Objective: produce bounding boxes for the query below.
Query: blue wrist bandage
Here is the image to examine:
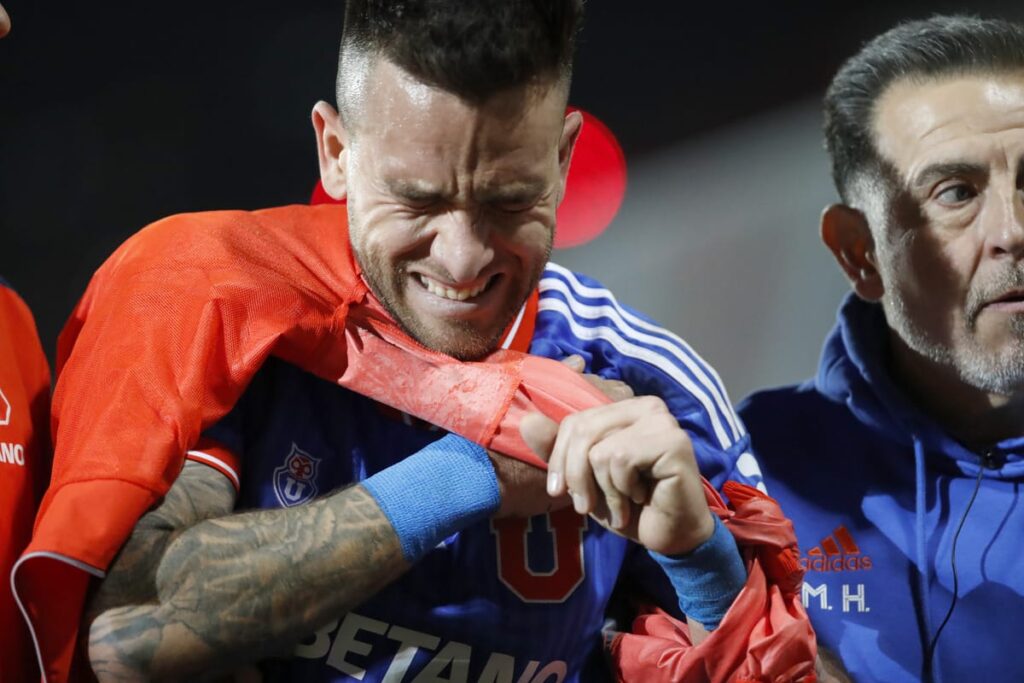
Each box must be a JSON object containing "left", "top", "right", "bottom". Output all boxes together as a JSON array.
[
  {"left": 362, "top": 433, "right": 501, "bottom": 563},
  {"left": 650, "top": 516, "right": 747, "bottom": 630}
]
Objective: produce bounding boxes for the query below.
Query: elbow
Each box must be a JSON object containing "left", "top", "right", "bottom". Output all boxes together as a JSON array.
[
  {"left": 87, "top": 606, "right": 162, "bottom": 682},
  {"left": 87, "top": 602, "right": 228, "bottom": 682}
]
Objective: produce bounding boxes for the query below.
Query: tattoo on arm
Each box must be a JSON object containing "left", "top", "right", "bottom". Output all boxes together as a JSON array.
[
  {"left": 86, "top": 462, "right": 237, "bottom": 617},
  {"left": 87, "top": 467, "right": 406, "bottom": 681}
]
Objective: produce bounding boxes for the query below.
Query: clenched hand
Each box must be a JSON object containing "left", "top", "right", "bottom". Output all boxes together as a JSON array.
[{"left": 520, "top": 394, "right": 715, "bottom": 556}]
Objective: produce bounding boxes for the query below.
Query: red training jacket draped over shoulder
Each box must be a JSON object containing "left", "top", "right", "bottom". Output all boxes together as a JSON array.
[
  {"left": 14, "top": 204, "right": 815, "bottom": 683},
  {"left": 15, "top": 204, "right": 609, "bottom": 682}
]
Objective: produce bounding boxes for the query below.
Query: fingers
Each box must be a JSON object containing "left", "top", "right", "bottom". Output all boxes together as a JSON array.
[
  {"left": 590, "top": 445, "right": 630, "bottom": 529},
  {"left": 548, "top": 397, "right": 641, "bottom": 498},
  {"left": 549, "top": 396, "right": 666, "bottom": 494},
  {"left": 488, "top": 448, "right": 558, "bottom": 519},
  {"left": 542, "top": 395, "right": 710, "bottom": 554},
  {"left": 0, "top": 4, "right": 10, "bottom": 38},
  {"left": 560, "top": 354, "right": 585, "bottom": 372},
  {"left": 560, "top": 354, "right": 633, "bottom": 402},
  {"left": 520, "top": 412, "right": 559, "bottom": 464},
  {"left": 549, "top": 396, "right": 673, "bottom": 526},
  {"left": 588, "top": 414, "right": 684, "bottom": 530},
  {"left": 602, "top": 435, "right": 650, "bottom": 505},
  {"left": 561, "top": 426, "right": 604, "bottom": 516},
  {"left": 582, "top": 374, "right": 634, "bottom": 401},
  {"left": 540, "top": 354, "right": 634, "bottom": 501}
]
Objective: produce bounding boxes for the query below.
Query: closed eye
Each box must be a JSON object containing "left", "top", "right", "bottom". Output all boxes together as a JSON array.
[
  {"left": 491, "top": 197, "right": 539, "bottom": 213},
  {"left": 397, "top": 193, "right": 443, "bottom": 211}
]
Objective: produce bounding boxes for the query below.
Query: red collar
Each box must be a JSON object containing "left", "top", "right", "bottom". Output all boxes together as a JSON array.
[{"left": 498, "top": 289, "right": 539, "bottom": 354}]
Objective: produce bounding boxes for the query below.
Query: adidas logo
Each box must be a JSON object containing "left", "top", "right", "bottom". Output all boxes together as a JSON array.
[{"left": 801, "top": 525, "right": 873, "bottom": 572}]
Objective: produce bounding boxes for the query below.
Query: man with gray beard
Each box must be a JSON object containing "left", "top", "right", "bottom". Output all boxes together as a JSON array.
[{"left": 739, "top": 15, "right": 1024, "bottom": 683}]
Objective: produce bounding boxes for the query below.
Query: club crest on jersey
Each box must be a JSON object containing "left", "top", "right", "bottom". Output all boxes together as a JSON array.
[{"left": 273, "top": 443, "right": 321, "bottom": 507}]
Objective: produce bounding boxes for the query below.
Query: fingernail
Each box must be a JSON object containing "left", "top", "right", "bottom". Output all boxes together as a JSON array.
[
  {"left": 571, "top": 492, "right": 586, "bottom": 513},
  {"left": 610, "top": 509, "right": 622, "bottom": 529},
  {"left": 547, "top": 471, "right": 562, "bottom": 496}
]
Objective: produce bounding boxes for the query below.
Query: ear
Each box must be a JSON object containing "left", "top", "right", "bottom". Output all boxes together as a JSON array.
[
  {"left": 556, "top": 109, "right": 584, "bottom": 204},
  {"left": 311, "top": 101, "right": 349, "bottom": 200},
  {"left": 820, "top": 203, "right": 884, "bottom": 301}
]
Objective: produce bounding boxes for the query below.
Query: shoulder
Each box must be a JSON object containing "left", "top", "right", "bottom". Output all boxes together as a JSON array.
[
  {"left": 537, "top": 263, "right": 710, "bottom": 364},
  {"left": 0, "top": 274, "right": 25, "bottom": 305},
  {"left": 109, "top": 204, "right": 345, "bottom": 267},
  {"left": 79, "top": 204, "right": 353, "bottom": 312},
  {"left": 537, "top": 263, "right": 744, "bottom": 452},
  {"left": 738, "top": 382, "right": 849, "bottom": 433},
  {"left": 0, "top": 276, "right": 44, "bottom": 354},
  {"left": 538, "top": 263, "right": 664, "bottom": 331},
  {"left": 738, "top": 383, "right": 817, "bottom": 428},
  {"left": 738, "top": 382, "right": 866, "bottom": 480},
  {"left": 0, "top": 276, "right": 50, "bottom": 394}
]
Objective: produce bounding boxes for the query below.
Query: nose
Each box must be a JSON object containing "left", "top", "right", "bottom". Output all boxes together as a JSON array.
[
  {"left": 983, "top": 187, "right": 1024, "bottom": 260},
  {"left": 430, "top": 208, "right": 494, "bottom": 283}
]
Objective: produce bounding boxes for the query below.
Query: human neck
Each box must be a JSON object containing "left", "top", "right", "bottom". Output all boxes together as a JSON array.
[{"left": 887, "top": 332, "right": 1024, "bottom": 449}]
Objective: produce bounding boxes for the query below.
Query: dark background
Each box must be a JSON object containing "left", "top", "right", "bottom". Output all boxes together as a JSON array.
[{"left": 2, "top": 1, "right": 1023, "bottom": 355}]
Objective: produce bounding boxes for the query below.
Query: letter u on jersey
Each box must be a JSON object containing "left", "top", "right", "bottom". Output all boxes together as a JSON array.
[{"left": 491, "top": 508, "right": 587, "bottom": 603}]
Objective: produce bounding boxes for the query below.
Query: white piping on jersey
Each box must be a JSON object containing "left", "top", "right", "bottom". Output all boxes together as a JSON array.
[
  {"left": 12, "top": 551, "right": 106, "bottom": 683},
  {"left": 187, "top": 449, "right": 241, "bottom": 489},
  {"left": 736, "top": 452, "right": 768, "bottom": 492},
  {"left": 500, "top": 299, "right": 528, "bottom": 350},
  {"left": 541, "top": 264, "right": 744, "bottom": 443},
  {"left": 537, "top": 296, "right": 737, "bottom": 450}
]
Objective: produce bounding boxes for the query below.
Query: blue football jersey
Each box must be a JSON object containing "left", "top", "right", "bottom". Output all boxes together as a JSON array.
[{"left": 200, "top": 263, "right": 762, "bottom": 682}]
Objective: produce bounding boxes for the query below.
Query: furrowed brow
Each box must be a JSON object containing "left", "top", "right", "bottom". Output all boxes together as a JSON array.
[
  {"left": 475, "top": 179, "right": 548, "bottom": 204},
  {"left": 385, "top": 178, "right": 446, "bottom": 202},
  {"left": 911, "top": 161, "right": 988, "bottom": 190}
]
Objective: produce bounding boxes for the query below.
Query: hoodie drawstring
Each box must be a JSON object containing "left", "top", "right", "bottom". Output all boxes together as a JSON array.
[{"left": 914, "top": 437, "right": 938, "bottom": 683}]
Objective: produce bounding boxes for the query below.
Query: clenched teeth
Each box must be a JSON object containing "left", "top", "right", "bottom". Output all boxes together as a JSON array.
[{"left": 419, "top": 275, "right": 488, "bottom": 301}]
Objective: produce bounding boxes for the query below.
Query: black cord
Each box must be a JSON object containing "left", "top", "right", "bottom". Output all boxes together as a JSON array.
[{"left": 923, "top": 461, "right": 986, "bottom": 679}]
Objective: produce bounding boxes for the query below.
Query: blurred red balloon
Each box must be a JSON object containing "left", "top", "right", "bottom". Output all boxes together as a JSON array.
[
  {"left": 310, "top": 108, "right": 626, "bottom": 249},
  {"left": 554, "top": 107, "right": 627, "bottom": 248}
]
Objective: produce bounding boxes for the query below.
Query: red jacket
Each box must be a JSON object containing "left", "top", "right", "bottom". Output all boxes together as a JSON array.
[
  {"left": 14, "top": 204, "right": 608, "bottom": 682},
  {"left": 0, "top": 280, "right": 51, "bottom": 683},
  {"left": 610, "top": 481, "right": 817, "bottom": 683}
]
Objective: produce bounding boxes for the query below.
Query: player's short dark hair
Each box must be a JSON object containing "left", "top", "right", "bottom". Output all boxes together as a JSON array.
[
  {"left": 337, "top": 0, "right": 585, "bottom": 118},
  {"left": 824, "top": 15, "right": 1024, "bottom": 204}
]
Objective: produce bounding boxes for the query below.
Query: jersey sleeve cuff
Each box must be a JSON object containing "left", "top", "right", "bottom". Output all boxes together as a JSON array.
[{"left": 186, "top": 438, "right": 241, "bottom": 490}]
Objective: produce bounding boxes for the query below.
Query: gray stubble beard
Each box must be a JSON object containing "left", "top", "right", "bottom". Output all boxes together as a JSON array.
[{"left": 883, "top": 268, "right": 1024, "bottom": 396}]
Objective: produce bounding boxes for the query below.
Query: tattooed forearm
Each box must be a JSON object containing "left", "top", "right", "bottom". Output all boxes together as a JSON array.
[
  {"left": 87, "top": 462, "right": 237, "bottom": 616},
  {"left": 87, "top": 474, "right": 407, "bottom": 681}
]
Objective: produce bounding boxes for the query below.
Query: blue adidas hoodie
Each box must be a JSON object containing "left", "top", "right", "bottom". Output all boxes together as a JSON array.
[{"left": 739, "top": 294, "right": 1024, "bottom": 683}]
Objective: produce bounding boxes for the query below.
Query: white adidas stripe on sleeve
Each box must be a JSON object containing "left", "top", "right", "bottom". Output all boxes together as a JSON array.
[
  {"left": 543, "top": 263, "right": 744, "bottom": 439},
  {"left": 540, "top": 264, "right": 746, "bottom": 450}
]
